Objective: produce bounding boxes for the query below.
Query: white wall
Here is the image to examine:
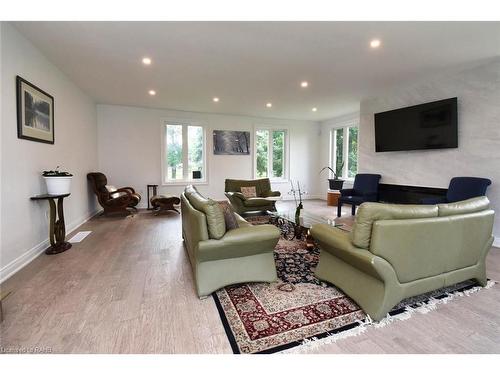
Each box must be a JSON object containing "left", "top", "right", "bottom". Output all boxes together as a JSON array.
[
  {"left": 318, "top": 112, "right": 359, "bottom": 199},
  {"left": 0, "top": 23, "right": 99, "bottom": 281},
  {"left": 97, "top": 104, "right": 321, "bottom": 204},
  {"left": 359, "top": 58, "right": 500, "bottom": 240}
]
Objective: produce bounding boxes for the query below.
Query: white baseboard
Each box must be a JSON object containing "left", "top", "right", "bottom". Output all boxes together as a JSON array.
[
  {"left": 0, "top": 209, "right": 100, "bottom": 284},
  {"left": 281, "top": 195, "right": 322, "bottom": 201}
]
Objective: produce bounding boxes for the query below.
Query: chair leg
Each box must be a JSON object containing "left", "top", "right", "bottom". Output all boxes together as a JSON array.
[
  {"left": 351, "top": 204, "right": 356, "bottom": 216},
  {"left": 337, "top": 202, "right": 342, "bottom": 217}
]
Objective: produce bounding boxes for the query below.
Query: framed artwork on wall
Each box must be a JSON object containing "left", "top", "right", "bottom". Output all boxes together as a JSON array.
[
  {"left": 16, "top": 75, "right": 55, "bottom": 144},
  {"left": 213, "top": 130, "right": 250, "bottom": 155}
]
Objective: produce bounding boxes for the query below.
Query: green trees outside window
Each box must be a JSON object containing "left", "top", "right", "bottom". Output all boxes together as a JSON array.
[
  {"left": 256, "top": 129, "right": 286, "bottom": 179},
  {"left": 256, "top": 130, "right": 269, "bottom": 178},
  {"left": 165, "top": 124, "right": 205, "bottom": 182},
  {"left": 331, "top": 126, "right": 358, "bottom": 179},
  {"left": 166, "top": 124, "right": 183, "bottom": 180},
  {"left": 348, "top": 127, "right": 358, "bottom": 178}
]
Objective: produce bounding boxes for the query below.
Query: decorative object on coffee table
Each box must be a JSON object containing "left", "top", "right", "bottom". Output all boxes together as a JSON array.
[
  {"left": 319, "top": 162, "right": 344, "bottom": 191},
  {"left": 269, "top": 208, "right": 343, "bottom": 243},
  {"left": 42, "top": 166, "right": 72, "bottom": 195},
  {"left": 146, "top": 184, "right": 158, "bottom": 210},
  {"left": 288, "top": 180, "right": 307, "bottom": 222},
  {"left": 150, "top": 195, "right": 180, "bottom": 214},
  {"left": 30, "top": 193, "right": 72, "bottom": 254},
  {"left": 16, "top": 75, "right": 55, "bottom": 144}
]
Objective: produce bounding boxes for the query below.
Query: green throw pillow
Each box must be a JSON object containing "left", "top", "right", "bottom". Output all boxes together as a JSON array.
[{"left": 186, "top": 191, "right": 226, "bottom": 239}]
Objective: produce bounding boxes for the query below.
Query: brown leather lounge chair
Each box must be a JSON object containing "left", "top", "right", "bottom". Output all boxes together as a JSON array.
[{"left": 87, "top": 172, "right": 141, "bottom": 215}]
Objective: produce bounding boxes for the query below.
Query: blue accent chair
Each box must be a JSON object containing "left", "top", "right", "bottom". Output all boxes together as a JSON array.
[
  {"left": 421, "top": 177, "right": 492, "bottom": 204},
  {"left": 337, "top": 174, "right": 382, "bottom": 217}
]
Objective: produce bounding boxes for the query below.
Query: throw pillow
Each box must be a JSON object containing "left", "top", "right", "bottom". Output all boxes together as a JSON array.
[
  {"left": 187, "top": 192, "right": 226, "bottom": 239},
  {"left": 241, "top": 186, "right": 257, "bottom": 198},
  {"left": 219, "top": 203, "right": 239, "bottom": 230}
]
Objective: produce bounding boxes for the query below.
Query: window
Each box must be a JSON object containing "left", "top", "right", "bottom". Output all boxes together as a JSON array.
[
  {"left": 330, "top": 125, "right": 358, "bottom": 179},
  {"left": 255, "top": 129, "right": 287, "bottom": 180},
  {"left": 163, "top": 122, "right": 206, "bottom": 184}
]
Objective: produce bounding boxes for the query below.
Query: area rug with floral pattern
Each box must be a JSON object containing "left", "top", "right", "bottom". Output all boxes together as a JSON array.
[{"left": 212, "top": 215, "right": 495, "bottom": 354}]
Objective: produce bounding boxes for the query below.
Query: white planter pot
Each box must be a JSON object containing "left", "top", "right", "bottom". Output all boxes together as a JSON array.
[{"left": 44, "top": 176, "right": 72, "bottom": 195}]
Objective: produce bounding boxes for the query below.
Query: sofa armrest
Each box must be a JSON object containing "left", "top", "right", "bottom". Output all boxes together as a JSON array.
[
  {"left": 311, "top": 223, "right": 390, "bottom": 280},
  {"left": 107, "top": 193, "right": 133, "bottom": 207},
  {"left": 226, "top": 191, "right": 247, "bottom": 201},
  {"left": 197, "top": 224, "right": 279, "bottom": 261},
  {"left": 262, "top": 190, "right": 281, "bottom": 198},
  {"left": 340, "top": 188, "right": 355, "bottom": 196},
  {"left": 234, "top": 213, "right": 252, "bottom": 227},
  {"left": 118, "top": 186, "right": 136, "bottom": 194}
]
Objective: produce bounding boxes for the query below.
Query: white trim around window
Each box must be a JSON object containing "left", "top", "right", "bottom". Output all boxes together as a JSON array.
[
  {"left": 161, "top": 119, "right": 208, "bottom": 186},
  {"left": 253, "top": 126, "right": 290, "bottom": 182}
]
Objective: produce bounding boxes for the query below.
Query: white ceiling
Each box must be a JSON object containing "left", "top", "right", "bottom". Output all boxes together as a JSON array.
[{"left": 13, "top": 21, "right": 500, "bottom": 121}]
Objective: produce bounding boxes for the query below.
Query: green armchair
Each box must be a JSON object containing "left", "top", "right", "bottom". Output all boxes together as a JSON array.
[
  {"left": 224, "top": 178, "right": 281, "bottom": 214},
  {"left": 181, "top": 185, "right": 279, "bottom": 297},
  {"left": 311, "top": 197, "right": 494, "bottom": 320}
]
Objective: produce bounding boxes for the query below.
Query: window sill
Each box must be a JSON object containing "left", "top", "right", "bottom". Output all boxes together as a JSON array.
[
  {"left": 269, "top": 179, "right": 290, "bottom": 184},
  {"left": 162, "top": 180, "right": 209, "bottom": 186}
]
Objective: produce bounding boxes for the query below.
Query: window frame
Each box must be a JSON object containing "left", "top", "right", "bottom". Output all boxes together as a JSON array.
[
  {"left": 161, "top": 119, "right": 208, "bottom": 186},
  {"left": 253, "top": 126, "right": 290, "bottom": 182},
  {"left": 329, "top": 121, "right": 359, "bottom": 181}
]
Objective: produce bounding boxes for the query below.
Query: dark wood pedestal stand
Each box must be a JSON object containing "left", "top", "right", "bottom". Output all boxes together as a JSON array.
[
  {"left": 146, "top": 184, "right": 158, "bottom": 210},
  {"left": 30, "top": 194, "right": 72, "bottom": 255}
]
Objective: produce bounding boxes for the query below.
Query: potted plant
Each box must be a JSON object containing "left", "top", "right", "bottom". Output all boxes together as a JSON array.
[
  {"left": 320, "top": 162, "right": 344, "bottom": 190},
  {"left": 42, "top": 166, "right": 73, "bottom": 195}
]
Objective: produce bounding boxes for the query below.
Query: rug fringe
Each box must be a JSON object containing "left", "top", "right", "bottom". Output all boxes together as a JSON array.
[{"left": 283, "top": 280, "right": 496, "bottom": 354}]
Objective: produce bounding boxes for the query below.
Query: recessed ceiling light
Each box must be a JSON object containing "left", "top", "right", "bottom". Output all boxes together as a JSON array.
[
  {"left": 148, "top": 90, "right": 156, "bottom": 96},
  {"left": 213, "top": 97, "right": 220, "bottom": 102},
  {"left": 370, "top": 39, "right": 381, "bottom": 48},
  {"left": 312, "top": 107, "right": 317, "bottom": 112},
  {"left": 266, "top": 102, "right": 272, "bottom": 108},
  {"left": 142, "top": 57, "right": 152, "bottom": 65},
  {"left": 301, "top": 81, "right": 309, "bottom": 88}
]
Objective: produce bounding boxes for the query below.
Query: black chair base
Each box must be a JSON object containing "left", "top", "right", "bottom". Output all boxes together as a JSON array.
[{"left": 337, "top": 202, "right": 357, "bottom": 217}]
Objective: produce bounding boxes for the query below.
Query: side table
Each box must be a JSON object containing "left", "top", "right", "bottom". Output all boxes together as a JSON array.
[
  {"left": 327, "top": 190, "right": 341, "bottom": 206},
  {"left": 147, "top": 184, "right": 158, "bottom": 210},
  {"left": 30, "top": 194, "right": 72, "bottom": 255}
]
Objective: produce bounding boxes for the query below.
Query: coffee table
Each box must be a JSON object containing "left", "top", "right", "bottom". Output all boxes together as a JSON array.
[{"left": 268, "top": 209, "right": 348, "bottom": 241}]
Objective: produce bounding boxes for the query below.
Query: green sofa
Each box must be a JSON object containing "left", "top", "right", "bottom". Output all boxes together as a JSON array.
[
  {"left": 310, "top": 197, "right": 495, "bottom": 321},
  {"left": 224, "top": 178, "right": 281, "bottom": 214},
  {"left": 181, "top": 185, "right": 280, "bottom": 297}
]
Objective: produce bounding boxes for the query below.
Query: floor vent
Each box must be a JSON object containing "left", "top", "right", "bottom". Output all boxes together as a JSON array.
[{"left": 69, "top": 231, "right": 92, "bottom": 243}]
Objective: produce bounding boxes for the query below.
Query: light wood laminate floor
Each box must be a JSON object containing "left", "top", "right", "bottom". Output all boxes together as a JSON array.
[{"left": 1, "top": 200, "right": 499, "bottom": 353}]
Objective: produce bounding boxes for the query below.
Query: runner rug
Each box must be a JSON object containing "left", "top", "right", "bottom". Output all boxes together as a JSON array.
[{"left": 212, "top": 215, "right": 495, "bottom": 354}]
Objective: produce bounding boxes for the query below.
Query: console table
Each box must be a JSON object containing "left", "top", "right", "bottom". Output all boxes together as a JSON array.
[{"left": 30, "top": 194, "right": 72, "bottom": 255}]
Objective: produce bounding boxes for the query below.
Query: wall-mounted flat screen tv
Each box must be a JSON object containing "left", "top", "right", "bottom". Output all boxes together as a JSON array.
[{"left": 374, "top": 97, "right": 458, "bottom": 152}]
